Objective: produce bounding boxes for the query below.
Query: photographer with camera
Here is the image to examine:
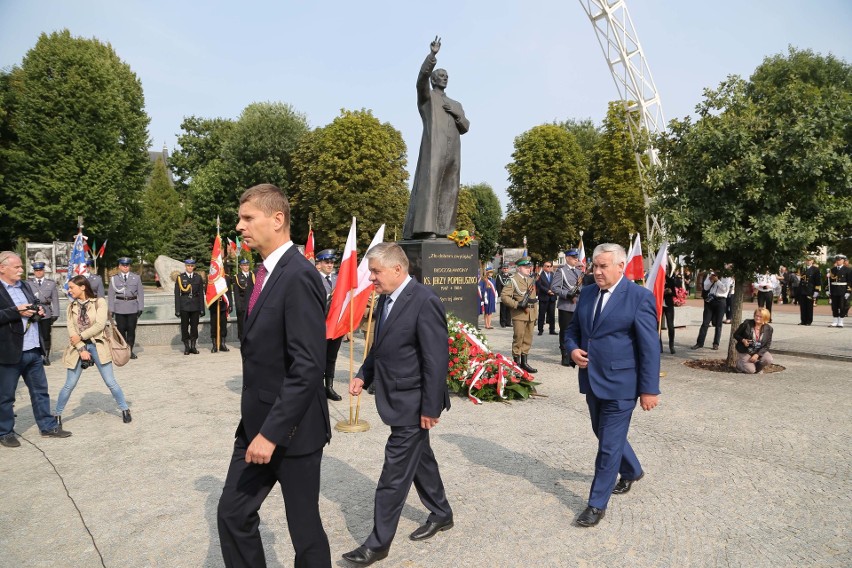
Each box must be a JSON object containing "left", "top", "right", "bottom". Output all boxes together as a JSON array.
[
  {"left": 692, "top": 269, "right": 731, "bottom": 351},
  {"left": 733, "top": 307, "right": 774, "bottom": 374},
  {"left": 499, "top": 256, "right": 539, "bottom": 373},
  {"left": 55, "top": 275, "right": 131, "bottom": 425}
]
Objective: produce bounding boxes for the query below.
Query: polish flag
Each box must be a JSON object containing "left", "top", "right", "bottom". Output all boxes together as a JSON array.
[
  {"left": 205, "top": 233, "right": 229, "bottom": 308},
  {"left": 97, "top": 239, "right": 108, "bottom": 259},
  {"left": 577, "top": 237, "right": 586, "bottom": 271},
  {"left": 305, "top": 228, "right": 315, "bottom": 261},
  {"left": 644, "top": 242, "right": 669, "bottom": 320},
  {"left": 625, "top": 234, "right": 644, "bottom": 281},
  {"left": 326, "top": 221, "right": 386, "bottom": 340}
]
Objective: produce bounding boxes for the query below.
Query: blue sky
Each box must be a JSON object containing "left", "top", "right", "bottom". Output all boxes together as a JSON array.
[{"left": 2, "top": 0, "right": 850, "bottom": 211}]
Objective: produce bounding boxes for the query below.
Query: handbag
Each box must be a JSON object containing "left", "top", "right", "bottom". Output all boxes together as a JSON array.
[{"left": 92, "top": 299, "right": 131, "bottom": 367}]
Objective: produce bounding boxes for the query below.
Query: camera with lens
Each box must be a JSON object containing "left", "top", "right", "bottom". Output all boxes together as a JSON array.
[
  {"left": 79, "top": 358, "right": 94, "bottom": 370},
  {"left": 26, "top": 304, "right": 42, "bottom": 322}
]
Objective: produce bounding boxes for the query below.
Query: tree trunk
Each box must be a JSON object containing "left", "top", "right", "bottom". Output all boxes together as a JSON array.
[{"left": 725, "top": 281, "right": 748, "bottom": 368}]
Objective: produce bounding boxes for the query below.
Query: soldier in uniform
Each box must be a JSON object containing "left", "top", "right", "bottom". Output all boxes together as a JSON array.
[
  {"left": 84, "top": 259, "right": 105, "bottom": 298},
  {"left": 108, "top": 257, "right": 145, "bottom": 359},
  {"left": 210, "top": 270, "right": 233, "bottom": 353},
  {"left": 499, "top": 256, "right": 539, "bottom": 373},
  {"left": 798, "top": 256, "right": 821, "bottom": 326},
  {"left": 552, "top": 249, "right": 583, "bottom": 366},
  {"left": 174, "top": 259, "right": 205, "bottom": 354},
  {"left": 232, "top": 258, "right": 254, "bottom": 341},
  {"left": 495, "top": 263, "right": 512, "bottom": 327},
  {"left": 27, "top": 262, "right": 59, "bottom": 366},
  {"left": 316, "top": 249, "right": 342, "bottom": 401},
  {"left": 827, "top": 254, "right": 851, "bottom": 328}
]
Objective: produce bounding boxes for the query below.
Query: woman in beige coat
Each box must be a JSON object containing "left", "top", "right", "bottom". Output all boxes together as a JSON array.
[{"left": 55, "top": 275, "right": 131, "bottom": 423}]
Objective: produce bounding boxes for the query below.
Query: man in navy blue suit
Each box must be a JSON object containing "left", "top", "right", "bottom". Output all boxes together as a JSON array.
[
  {"left": 565, "top": 243, "right": 660, "bottom": 527},
  {"left": 344, "top": 242, "right": 453, "bottom": 566}
]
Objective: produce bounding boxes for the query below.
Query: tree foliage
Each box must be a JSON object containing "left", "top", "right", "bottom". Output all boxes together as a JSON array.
[
  {"left": 0, "top": 30, "right": 150, "bottom": 250},
  {"left": 503, "top": 124, "right": 591, "bottom": 260},
  {"left": 462, "top": 182, "right": 502, "bottom": 262},
  {"left": 169, "top": 116, "right": 233, "bottom": 193},
  {"left": 455, "top": 186, "right": 477, "bottom": 235},
  {"left": 289, "top": 109, "right": 409, "bottom": 251},
  {"left": 140, "top": 157, "right": 184, "bottom": 262}
]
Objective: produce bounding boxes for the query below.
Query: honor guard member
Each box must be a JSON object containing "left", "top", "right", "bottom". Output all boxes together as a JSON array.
[
  {"left": 798, "top": 256, "right": 821, "bottom": 325},
  {"left": 84, "top": 259, "right": 105, "bottom": 298},
  {"left": 174, "top": 259, "right": 205, "bottom": 354},
  {"left": 27, "top": 262, "right": 60, "bottom": 365},
  {"left": 232, "top": 258, "right": 254, "bottom": 341},
  {"left": 210, "top": 270, "right": 233, "bottom": 353},
  {"left": 827, "top": 254, "right": 851, "bottom": 328},
  {"left": 316, "top": 248, "right": 343, "bottom": 401},
  {"left": 552, "top": 249, "right": 583, "bottom": 366},
  {"left": 495, "top": 263, "right": 513, "bottom": 327},
  {"left": 108, "top": 257, "right": 145, "bottom": 359},
  {"left": 499, "top": 256, "right": 539, "bottom": 373}
]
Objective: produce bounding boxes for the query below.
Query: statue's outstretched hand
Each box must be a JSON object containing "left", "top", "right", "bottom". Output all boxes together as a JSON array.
[{"left": 430, "top": 36, "right": 441, "bottom": 54}]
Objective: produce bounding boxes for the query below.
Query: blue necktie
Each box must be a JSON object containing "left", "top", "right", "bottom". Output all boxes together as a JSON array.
[{"left": 593, "top": 289, "right": 608, "bottom": 325}]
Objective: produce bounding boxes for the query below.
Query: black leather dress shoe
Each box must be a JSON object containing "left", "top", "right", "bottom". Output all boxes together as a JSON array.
[
  {"left": 537, "top": 329, "right": 544, "bottom": 336},
  {"left": 691, "top": 344, "right": 702, "bottom": 350},
  {"left": 409, "top": 518, "right": 454, "bottom": 541},
  {"left": 219, "top": 344, "right": 229, "bottom": 352},
  {"left": 342, "top": 545, "right": 388, "bottom": 566},
  {"left": 130, "top": 352, "right": 138, "bottom": 359},
  {"left": 576, "top": 506, "right": 605, "bottom": 527},
  {"left": 549, "top": 330, "right": 558, "bottom": 335},
  {"left": 612, "top": 472, "right": 644, "bottom": 495},
  {"left": 43, "top": 357, "right": 51, "bottom": 366}
]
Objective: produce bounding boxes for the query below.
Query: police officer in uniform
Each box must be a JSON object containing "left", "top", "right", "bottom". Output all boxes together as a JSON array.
[
  {"left": 499, "top": 257, "right": 539, "bottom": 373},
  {"left": 232, "top": 258, "right": 254, "bottom": 341},
  {"left": 552, "top": 249, "right": 583, "bottom": 366},
  {"left": 174, "top": 259, "right": 205, "bottom": 354},
  {"left": 108, "top": 257, "right": 145, "bottom": 359},
  {"left": 828, "top": 254, "right": 851, "bottom": 328},
  {"left": 27, "top": 262, "right": 59, "bottom": 365},
  {"left": 495, "top": 263, "right": 513, "bottom": 327},
  {"left": 316, "top": 249, "right": 343, "bottom": 401},
  {"left": 84, "top": 259, "right": 105, "bottom": 298},
  {"left": 210, "top": 270, "right": 233, "bottom": 353},
  {"left": 798, "top": 256, "right": 821, "bottom": 326}
]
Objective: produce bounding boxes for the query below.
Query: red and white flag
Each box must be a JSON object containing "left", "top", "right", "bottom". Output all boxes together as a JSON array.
[
  {"left": 97, "top": 239, "right": 108, "bottom": 259},
  {"left": 206, "top": 233, "right": 229, "bottom": 308},
  {"left": 577, "top": 237, "right": 586, "bottom": 271},
  {"left": 625, "top": 233, "right": 644, "bottom": 280},
  {"left": 326, "top": 221, "right": 386, "bottom": 340},
  {"left": 644, "top": 242, "right": 669, "bottom": 320},
  {"left": 304, "top": 228, "right": 315, "bottom": 261}
]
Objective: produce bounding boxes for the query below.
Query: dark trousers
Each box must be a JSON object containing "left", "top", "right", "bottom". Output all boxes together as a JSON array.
[
  {"left": 799, "top": 295, "right": 814, "bottom": 324},
  {"left": 537, "top": 297, "right": 556, "bottom": 332},
  {"left": 757, "top": 291, "right": 774, "bottom": 314},
  {"left": 324, "top": 337, "right": 343, "bottom": 380},
  {"left": 557, "top": 309, "right": 575, "bottom": 353},
  {"left": 585, "top": 391, "right": 641, "bottom": 510},
  {"left": 217, "top": 434, "right": 330, "bottom": 568},
  {"left": 0, "top": 348, "right": 58, "bottom": 436},
  {"left": 363, "top": 425, "right": 452, "bottom": 551},
  {"left": 725, "top": 295, "right": 733, "bottom": 320},
  {"left": 696, "top": 299, "right": 726, "bottom": 347},
  {"left": 499, "top": 303, "right": 511, "bottom": 327},
  {"left": 114, "top": 312, "right": 139, "bottom": 351},
  {"left": 38, "top": 316, "right": 55, "bottom": 357},
  {"left": 236, "top": 308, "right": 246, "bottom": 341},
  {"left": 662, "top": 305, "right": 675, "bottom": 346},
  {"left": 211, "top": 308, "right": 228, "bottom": 345},
  {"left": 830, "top": 295, "right": 845, "bottom": 318},
  {"left": 180, "top": 311, "right": 200, "bottom": 342}
]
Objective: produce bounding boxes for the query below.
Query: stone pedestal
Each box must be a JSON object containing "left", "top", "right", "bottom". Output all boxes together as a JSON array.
[{"left": 399, "top": 239, "right": 480, "bottom": 326}]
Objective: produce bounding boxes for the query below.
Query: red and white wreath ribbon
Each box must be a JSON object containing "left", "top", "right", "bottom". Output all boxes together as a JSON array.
[{"left": 465, "top": 352, "right": 529, "bottom": 404}]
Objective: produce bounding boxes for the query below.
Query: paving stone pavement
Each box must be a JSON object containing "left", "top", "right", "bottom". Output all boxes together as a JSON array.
[{"left": 1, "top": 306, "right": 850, "bottom": 567}]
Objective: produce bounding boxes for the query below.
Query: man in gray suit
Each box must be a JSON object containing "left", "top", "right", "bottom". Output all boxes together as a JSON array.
[
  {"left": 27, "top": 262, "right": 60, "bottom": 366},
  {"left": 108, "top": 257, "right": 144, "bottom": 360},
  {"left": 552, "top": 249, "right": 584, "bottom": 367}
]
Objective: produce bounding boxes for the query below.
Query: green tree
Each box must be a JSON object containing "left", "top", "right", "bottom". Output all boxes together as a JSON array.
[
  {"left": 169, "top": 116, "right": 233, "bottom": 193},
  {"left": 591, "top": 102, "right": 646, "bottom": 245},
  {"left": 290, "top": 109, "right": 409, "bottom": 250},
  {"left": 455, "top": 186, "right": 476, "bottom": 235},
  {"left": 168, "top": 219, "right": 210, "bottom": 271},
  {"left": 140, "top": 157, "right": 184, "bottom": 262},
  {"left": 654, "top": 47, "right": 852, "bottom": 365},
  {"left": 463, "top": 182, "right": 502, "bottom": 262},
  {"left": 0, "top": 30, "right": 150, "bottom": 249},
  {"left": 503, "top": 124, "right": 592, "bottom": 261}
]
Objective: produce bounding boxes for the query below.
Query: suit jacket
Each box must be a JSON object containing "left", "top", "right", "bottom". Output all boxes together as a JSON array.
[
  {"left": 565, "top": 279, "right": 661, "bottom": 400},
  {"left": 26, "top": 277, "right": 60, "bottom": 318},
  {"left": 0, "top": 281, "right": 41, "bottom": 364},
  {"left": 237, "top": 246, "right": 331, "bottom": 456},
  {"left": 108, "top": 272, "right": 145, "bottom": 314},
  {"left": 357, "top": 279, "right": 450, "bottom": 427}
]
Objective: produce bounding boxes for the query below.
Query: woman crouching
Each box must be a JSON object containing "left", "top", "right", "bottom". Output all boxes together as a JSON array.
[
  {"left": 733, "top": 307, "right": 774, "bottom": 374},
  {"left": 55, "top": 275, "right": 131, "bottom": 424}
]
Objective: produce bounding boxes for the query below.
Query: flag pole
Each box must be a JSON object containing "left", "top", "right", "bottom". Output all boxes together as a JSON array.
[{"left": 215, "top": 217, "right": 221, "bottom": 350}]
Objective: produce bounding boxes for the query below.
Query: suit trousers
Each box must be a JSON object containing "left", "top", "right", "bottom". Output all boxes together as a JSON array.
[
  {"left": 114, "top": 312, "right": 139, "bottom": 351},
  {"left": 38, "top": 317, "right": 55, "bottom": 359},
  {"left": 695, "top": 299, "right": 726, "bottom": 347},
  {"left": 511, "top": 319, "right": 534, "bottom": 356},
  {"left": 211, "top": 308, "right": 228, "bottom": 344},
  {"left": 557, "top": 309, "right": 575, "bottom": 354},
  {"left": 364, "top": 425, "right": 452, "bottom": 551},
  {"left": 830, "top": 295, "right": 845, "bottom": 318},
  {"left": 180, "top": 311, "right": 200, "bottom": 342},
  {"left": 217, "top": 434, "right": 331, "bottom": 568},
  {"left": 324, "top": 337, "right": 343, "bottom": 380},
  {"left": 799, "top": 296, "right": 814, "bottom": 325},
  {"left": 537, "top": 297, "right": 556, "bottom": 332},
  {"left": 236, "top": 308, "right": 246, "bottom": 341},
  {"left": 757, "top": 291, "right": 774, "bottom": 314},
  {"left": 499, "top": 303, "right": 511, "bottom": 327},
  {"left": 585, "top": 391, "right": 641, "bottom": 510}
]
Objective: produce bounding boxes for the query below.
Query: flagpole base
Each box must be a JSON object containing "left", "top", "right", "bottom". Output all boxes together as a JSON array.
[{"left": 335, "top": 419, "right": 370, "bottom": 433}]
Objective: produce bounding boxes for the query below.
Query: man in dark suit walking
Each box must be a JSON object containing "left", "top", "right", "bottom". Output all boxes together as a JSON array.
[
  {"left": 217, "top": 184, "right": 332, "bottom": 567},
  {"left": 343, "top": 243, "right": 453, "bottom": 566},
  {"left": 535, "top": 260, "right": 557, "bottom": 335},
  {"left": 565, "top": 243, "right": 660, "bottom": 527}
]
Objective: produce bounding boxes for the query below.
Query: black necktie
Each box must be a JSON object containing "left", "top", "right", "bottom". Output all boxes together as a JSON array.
[
  {"left": 37, "top": 279, "right": 42, "bottom": 286},
  {"left": 382, "top": 297, "right": 393, "bottom": 324},
  {"left": 326, "top": 275, "right": 332, "bottom": 286},
  {"left": 593, "top": 289, "right": 609, "bottom": 324},
  {"left": 123, "top": 274, "right": 127, "bottom": 283}
]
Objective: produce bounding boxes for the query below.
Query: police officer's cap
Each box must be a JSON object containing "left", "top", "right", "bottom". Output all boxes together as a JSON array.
[
  {"left": 184, "top": 258, "right": 196, "bottom": 265},
  {"left": 836, "top": 254, "right": 848, "bottom": 261},
  {"left": 118, "top": 257, "right": 132, "bottom": 265},
  {"left": 239, "top": 258, "right": 250, "bottom": 265},
  {"left": 32, "top": 262, "right": 46, "bottom": 270},
  {"left": 516, "top": 256, "right": 532, "bottom": 266},
  {"left": 316, "top": 249, "right": 337, "bottom": 261},
  {"left": 485, "top": 264, "right": 494, "bottom": 271},
  {"left": 500, "top": 263, "right": 509, "bottom": 269},
  {"left": 86, "top": 259, "right": 94, "bottom": 266},
  {"left": 564, "top": 248, "right": 579, "bottom": 257}
]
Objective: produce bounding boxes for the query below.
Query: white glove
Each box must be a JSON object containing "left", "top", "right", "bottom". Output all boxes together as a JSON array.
[
  {"left": 846, "top": 293, "right": 850, "bottom": 301},
  {"left": 813, "top": 292, "right": 819, "bottom": 300}
]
